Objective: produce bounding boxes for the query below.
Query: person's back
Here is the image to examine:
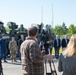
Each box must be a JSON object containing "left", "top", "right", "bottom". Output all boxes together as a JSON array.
[
  {"left": 58, "top": 34, "right": 76, "bottom": 75},
  {"left": 58, "top": 52, "right": 76, "bottom": 75},
  {"left": 21, "top": 37, "right": 44, "bottom": 75}
]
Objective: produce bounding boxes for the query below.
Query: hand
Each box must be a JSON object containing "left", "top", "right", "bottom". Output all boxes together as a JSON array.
[
  {"left": 41, "top": 41, "right": 44, "bottom": 45},
  {"left": 43, "top": 54, "right": 52, "bottom": 61},
  {"left": 62, "top": 47, "right": 66, "bottom": 51},
  {"left": 50, "top": 46, "right": 52, "bottom": 48},
  {"left": 47, "top": 54, "right": 52, "bottom": 61},
  {"left": 41, "top": 50, "right": 45, "bottom": 55},
  {"left": 41, "top": 50, "right": 45, "bottom": 53}
]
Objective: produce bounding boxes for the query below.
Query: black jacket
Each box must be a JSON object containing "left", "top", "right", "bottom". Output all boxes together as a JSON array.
[
  {"left": 18, "top": 39, "right": 24, "bottom": 50},
  {"left": 58, "top": 52, "right": 76, "bottom": 75},
  {"left": 54, "top": 38, "right": 61, "bottom": 48},
  {"left": 62, "top": 38, "right": 69, "bottom": 48}
]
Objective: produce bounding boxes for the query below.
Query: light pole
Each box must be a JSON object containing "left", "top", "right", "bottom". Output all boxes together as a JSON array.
[
  {"left": 51, "top": 3, "right": 54, "bottom": 27},
  {"left": 41, "top": 7, "right": 43, "bottom": 23}
]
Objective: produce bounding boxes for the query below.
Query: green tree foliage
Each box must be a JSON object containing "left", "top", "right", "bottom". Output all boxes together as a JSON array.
[
  {"left": 5, "top": 26, "right": 10, "bottom": 32},
  {"left": 62, "top": 22, "right": 68, "bottom": 34},
  {"left": 53, "top": 24, "right": 68, "bottom": 37},
  {"left": 7, "top": 22, "right": 18, "bottom": 29},
  {"left": 54, "top": 25, "right": 63, "bottom": 37},
  {"left": 68, "top": 24, "right": 76, "bottom": 37}
]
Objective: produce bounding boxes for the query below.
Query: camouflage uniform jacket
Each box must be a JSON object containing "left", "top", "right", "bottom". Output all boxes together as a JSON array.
[
  {"left": 20, "top": 37, "right": 44, "bottom": 75},
  {"left": 9, "top": 41, "right": 17, "bottom": 52}
]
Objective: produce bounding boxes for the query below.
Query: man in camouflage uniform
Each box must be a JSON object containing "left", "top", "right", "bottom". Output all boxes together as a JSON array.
[{"left": 9, "top": 37, "right": 18, "bottom": 62}]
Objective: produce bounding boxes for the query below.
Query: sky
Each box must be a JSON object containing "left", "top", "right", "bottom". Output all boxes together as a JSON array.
[{"left": 0, "top": 0, "right": 76, "bottom": 28}]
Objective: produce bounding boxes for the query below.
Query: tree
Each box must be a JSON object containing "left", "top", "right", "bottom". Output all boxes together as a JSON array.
[
  {"left": 54, "top": 25, "right": 63, "bottom": 37},
  {"left": 68, "top": 24, "right": 76, "bottom": 37},
  {"left": 53, "top": 23, "right": 68, "bottom": 37},
  {"left": 7, "top": 21, "right": 18, "bottom": 37},
  {"left": 7, "top": 22, "right": 18, "bottom": 30},
  {"left": 62, "top": 22, "right": 68, "bottom": 34},
  {"left": 5, "top": 26, "right": 10, "bottom": 32}
]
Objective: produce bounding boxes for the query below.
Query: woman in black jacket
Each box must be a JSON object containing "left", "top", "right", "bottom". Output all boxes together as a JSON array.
[{"left": 58, "top": 34, "right": 76, "bottom": 75}]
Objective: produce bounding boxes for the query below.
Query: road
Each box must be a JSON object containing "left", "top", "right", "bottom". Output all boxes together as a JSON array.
[{"left": 2, "top": 57, "right": 62, "bottom": 75}]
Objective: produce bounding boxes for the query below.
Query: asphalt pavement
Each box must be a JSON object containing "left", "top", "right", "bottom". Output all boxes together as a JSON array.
[{"left": 1, "top": 56, "right": 62, "bottom": 75}]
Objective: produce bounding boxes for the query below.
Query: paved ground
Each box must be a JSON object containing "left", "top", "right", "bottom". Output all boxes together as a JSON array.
[
  {"left": 1, "top": 57, "right": 62, "bottom": 75},
  {"left": 2, "top": 60, "right": 22, "bottom": 75}
]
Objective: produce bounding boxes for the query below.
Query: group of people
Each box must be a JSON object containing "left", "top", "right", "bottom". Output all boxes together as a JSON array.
[
  {"left": 0, "top": 25, "right": 76, "bottom": 75},
  {"left": 54, "top": 34, "right": 69, "bottom": 59},
  {"left": 20, "top": 26, "right": 76, "bottom": 75},
  {"left": 0, "top": 34, "right": 25, "bottom": 74},
  {"left": 0, "top": 34, "right": 25, "bottom": 63},
  {"left": 9, "top": 34, "right": 25, "bottom": 62},
  {"left": 39, "top": 34, "right": 69, "bottom": 59}
]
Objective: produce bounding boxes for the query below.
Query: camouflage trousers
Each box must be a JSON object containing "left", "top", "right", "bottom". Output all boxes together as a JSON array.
[{"left": 10, "top": 51, "right": 17, "bottom": 62}]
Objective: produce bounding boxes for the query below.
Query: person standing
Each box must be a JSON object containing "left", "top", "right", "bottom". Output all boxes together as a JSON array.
[
  {"left": 18, "top": 34, "right": 25, "bottom": 60},
  {"left": 54, "top": 35, "right": 61, "bottom": 59},
  {"left": 58, "top": 34, "right": 76, "bottom": 75},
  {"left": 0, "top": 34, "right": 7, "bottom": 74},
  {"left": 49, "top": 39, "right": 53, "bottom": 54},
  {"left": 9, "top": 37, "right": 17, "bottom": 62},
  {"left": 20, "top": 26, "right": 52, "bottom": 75},
  {"left": 62, "top": 35, "right": 69, "bottom": 51},
  {"left": 0, "top": 34, "right": 7, "bottom": 62}
]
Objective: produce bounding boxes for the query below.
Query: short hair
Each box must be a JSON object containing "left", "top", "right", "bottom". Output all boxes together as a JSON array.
[
  {"left": 28, "top": 26, "right": 38, "bottom": 36},
  {"left": 1, "top": 34, "right": 6, "bottom": 37}
]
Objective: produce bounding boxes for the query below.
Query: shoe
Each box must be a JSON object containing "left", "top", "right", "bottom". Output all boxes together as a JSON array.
[
  {"left": 14, "top": 60, "right": 17, "bottom": 62},
  {"left": 4, "top": 60, "right": 7, "bottom": 63},
  {"left": 20, "top": 59, "right": 21, "bottom": 61},
  {"left": 11, "top": 60, "right": 13, "bottom": 62}
]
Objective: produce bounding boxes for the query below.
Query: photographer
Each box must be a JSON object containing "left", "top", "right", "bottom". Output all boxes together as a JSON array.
[{"left": 40, "top": 29, "right": 53, "bottom": 55}]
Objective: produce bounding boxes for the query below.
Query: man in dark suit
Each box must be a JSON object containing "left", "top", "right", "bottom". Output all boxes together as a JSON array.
[
  {"left": 62, "top": 35, "right": 69, "bottom": 51},
  {"left": 54, "top": 35, "right": 61, "bottom": 59},
  {"left": 18, "top": 34, "right": 25, "bottom": 60}
]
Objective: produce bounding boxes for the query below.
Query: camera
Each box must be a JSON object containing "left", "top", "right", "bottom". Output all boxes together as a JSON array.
[
  {"left": 40, "top": 29, "right": 51, "bottom": 54},
  {"left": 41, "top": 29, "right": 49, "bottom": 42}
]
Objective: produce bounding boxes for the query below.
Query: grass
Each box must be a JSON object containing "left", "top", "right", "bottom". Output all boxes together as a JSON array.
[{"left": 52, "top": 47, "right": 62, "bottom": 54}]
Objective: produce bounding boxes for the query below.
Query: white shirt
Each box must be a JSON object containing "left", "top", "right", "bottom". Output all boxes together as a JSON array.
[{"left": 56, "top": 38, "right": 59, "bottom": 46}]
